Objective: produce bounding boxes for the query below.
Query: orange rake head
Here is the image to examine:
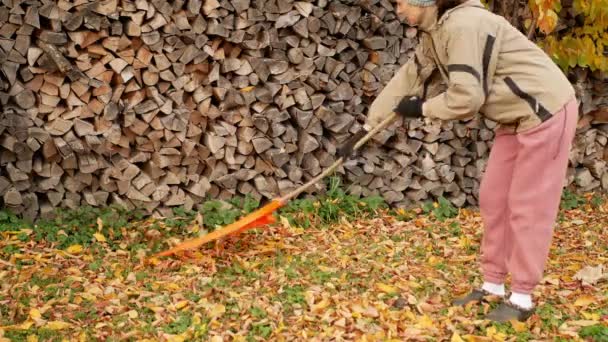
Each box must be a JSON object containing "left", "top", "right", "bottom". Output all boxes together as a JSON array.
[{"left": 153, "top": 199, "right": 284, "bottom": 258}]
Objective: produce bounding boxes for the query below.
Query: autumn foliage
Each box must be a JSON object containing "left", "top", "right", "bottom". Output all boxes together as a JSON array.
[{"left": 528, "top": 0, "right": 608, "bottom": 71}]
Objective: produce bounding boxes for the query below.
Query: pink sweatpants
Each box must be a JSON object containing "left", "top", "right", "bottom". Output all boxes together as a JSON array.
[{"left": 479, "top": 98, "right": 578, "bottom": 294}]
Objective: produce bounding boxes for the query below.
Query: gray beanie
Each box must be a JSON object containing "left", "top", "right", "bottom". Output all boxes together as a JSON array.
[{"left": 407, "top": 0, "right": 437, "bottom": 6}]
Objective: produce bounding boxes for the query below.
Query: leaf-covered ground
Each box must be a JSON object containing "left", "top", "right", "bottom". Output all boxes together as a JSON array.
[{"left": 1, "top": 196, "right": 607, "bottom": 341}]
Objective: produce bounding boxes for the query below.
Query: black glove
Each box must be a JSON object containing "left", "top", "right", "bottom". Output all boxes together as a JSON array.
[
  {"left": 395, "top": 96, "right": 424, "bottom": 118},
  {"left": 336, "top": 130, "right": 366, "bottom": 160}
]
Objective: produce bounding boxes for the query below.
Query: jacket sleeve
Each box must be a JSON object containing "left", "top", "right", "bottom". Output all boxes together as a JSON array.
[
  {"left": 368, "top": 40, "right": 436, "bottom": 125},
  {"left": 422, "top": 25, "right": 489, "bottom": 121}
]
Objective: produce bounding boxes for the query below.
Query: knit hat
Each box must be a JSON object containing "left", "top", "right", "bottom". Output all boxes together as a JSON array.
[{"left": 407, "top": 0, "right": 437, "bottom": 6}]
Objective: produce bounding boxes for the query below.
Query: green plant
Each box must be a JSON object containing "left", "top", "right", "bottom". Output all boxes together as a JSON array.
[
  {"left": 248, "top": 322, "right": 272, "bottom": 340},
  {"left": 0, "top": 209, "right": 28, "bottom": 231},
  {"left": 199, "top": 200, "right": 242, "bottom": 229},
  {"left": 279, "top": 177, "right": 387, "bottom": 228},
  {"left": 579, "top": 324, "right": 608, "bottom": 341},
  {"left": 31, "top": 205, "right": 140, "bottom": 249},
  {"left": 249, "top": 306, "right": 267, "bottom": 319},
  {"left": 162, "top": 312, "right": 193, "bottom": 335},
  {"left": 423, "top": 197, "right": 458, "bottom": 221},
  {"left": 561, "top": 190, "right": 586, "bottom": 210}
]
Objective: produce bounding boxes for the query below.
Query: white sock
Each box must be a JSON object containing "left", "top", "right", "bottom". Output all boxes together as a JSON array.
[
  {"left": 481, "top": 282, "right": 505, "bottom": 296},
  {"left": 509, "top": 292, "right": 533, "bottom": 309}
]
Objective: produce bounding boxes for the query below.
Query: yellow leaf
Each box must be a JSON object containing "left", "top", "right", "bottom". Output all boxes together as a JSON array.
[
  {"left": 66, "top": 245, "right": 83, "bottom": 254},
  {"left": 147, "top": 306, "right": 164, "bottom": 313},
  {"left": 147, "top": 257, "right": 160, "bottom": 266},
  {"left": 312, "top": 298, "right": 331, "bottom": 312},
  {"left": 376, "top": 282, "right": 398, "bottom": 294},
  {"left": 581, "top": 312, "right": 600, "bottom": 321},
  {"left": 240, "top": 86, "right": 255, "bottom": 93},
  {"left": 208, "top": 304, "right": 225, "bottom": 318},
  {"left": 165, "top": 283, "right": 180, "bottom": 291},
  {"left": 510, "top": 319, "right": 527, "bottom": 332},
  {"left": 127, "top": 310, "right": 138, "bottom": 319},
  {"left": 97, "top": 217, "right": 103, "bottom": 230},
  {"left": 175, "top": 301, "right": 189, "bottom": 310},
  {"left": 167, "top": 336, "right": 186, "bottom": 342},
  {"left": 485, "top": 326, "right": 506, "bottom": 341},
  {"left": 93, "top": 233, "right": 106, "bottom": 243},
  {"left": 29, "top": 309, "right": 42, "bottom": 320},
  {"left": 569, "top": 320, "right": 600, "bottom": 327},
  {"left": 417, "top": 314, "right": 434, "bottom": 329},
  {"left": 27, "top": 335, "right": 38, "bottom": 342},
  {"left": 45, "top": 321, "right": 71, "bottom": 330},
  {"left": 574, "top": 295, "right": 595, "bottom": 307},
  {"left": 4, "top": 321, "right": 34, "bottom": 330},
  {"left": 451, "top": 332, "right": 466, "bottom": 342}
]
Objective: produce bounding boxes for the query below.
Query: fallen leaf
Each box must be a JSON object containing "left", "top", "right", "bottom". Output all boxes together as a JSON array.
[
  {"left": 29, "top": 308, "right": 41, "bottom": 320},
  {"left": 174, "top": 300, "right": 189, "bottom": 310},
  {"left": 581, "top": 312, "right": 600, "bottom": 321},
  {"left": 569, "top": 320, "right": 599, "bottom": 327},
  {"left": 312, "top": 298, "right": 331, "bottom": 313},
  {"left": 45, "top": 321, "right": 71, "bottom": 330},
  {"left": 485, "top": 326, "right": 506, "bottom": 341},
  {"left": 94, "top": 233, "right": 106, "bottom": 242},
  {"left": 510, "top": 319, "right": 527, "bottom": 332},
  {"left": 451, "top": 332, "right": 466, "bottom": 342},
  {"left": 376, "top": 282, "right": 398, "bottom": 294},
  {"left": 574, "top": 295, "right": 596, "bottom": 307},
  {"left": 208, "top": 304, "right": 225, "bottom": 318},
  {"left": 574, "top": 265, "right": 606, "bottom": 286},
  {"left": 417, "top": 314, "right": 434, "bottom": 329},
  {"left": 26, "top": 335, "right": 38, "bottom": 342},
  {"left": 66, "top": 245, "right": 83, "bottom": 254}
]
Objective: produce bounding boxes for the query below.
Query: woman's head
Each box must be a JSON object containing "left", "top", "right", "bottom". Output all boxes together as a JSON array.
[
  {"left": 396, "top": 0, "right": 465, "bottom": 26},
  {"left": 396, "top": 0, "right": 437, "bottom": 25}
]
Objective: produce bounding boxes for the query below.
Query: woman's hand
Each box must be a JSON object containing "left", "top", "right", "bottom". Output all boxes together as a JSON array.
[{"left": 395, "top": 96, "right": 424, "bottom": 118}]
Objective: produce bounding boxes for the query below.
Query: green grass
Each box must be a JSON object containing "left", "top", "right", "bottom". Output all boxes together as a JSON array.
[
  {"left": 579, "top": 324, "right": 608, "bottom": 341},
  {"left": 0, "top": 181, "right": 604, "bottom": 261},
  {"left": 278, "top": 177, "right": 387, "bottom": 228},
  {"left": 162, "top": 312, "right": 193, "bottom": 335},
  {"left": 422, "top": 196, "right": 458, "bottom": 221},
  {"left": 560, "top": 189, "right": 587, "bottom": 210}
]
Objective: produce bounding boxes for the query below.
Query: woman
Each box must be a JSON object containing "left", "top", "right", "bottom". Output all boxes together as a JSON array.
[{"left": 364, "top": 0, "right": 577, "bottom": 322}]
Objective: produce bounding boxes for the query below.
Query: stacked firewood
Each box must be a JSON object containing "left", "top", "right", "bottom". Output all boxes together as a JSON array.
[{"left": 0, "top": 0, "right": 606, "bottom": 220}]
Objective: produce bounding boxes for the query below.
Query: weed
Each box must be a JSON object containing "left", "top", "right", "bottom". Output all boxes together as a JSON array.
[
  {"left": 279, "top": 285, "right": 306, "bottom": 308},
  {"left": 163, "top": 312, "right": 193, "bottom": 335},
  {"left": 536, "top": 304, "right": 564, "bottom": 329},
  {"left": 284, "top": 266, "right": 299, "bottom": 280},
  {"left": 89, "top": 259, "right": 103, "bottom": 271},
  {"left": 423, "top": 197, "right": 458, "bottom": 221},
  {"left": 591, "top": 194, "right": 605, "bottom": 208},
  {"left": 250, "top": 306, "right": 267, "bottom": 319},
  {"left": 579, "top": 324, "right": 608, "bottom": 341},
  {"left": 280, "top": 177, "right": 386, "bottom": 228},
  {"left": 2, "top": 244, "right": 20, "bottom": 255},
  {"left": 5, "top": 329, "right": 63, "bottom": 342},
  {"left": 0, "top": 210, "right": 28, "bottom": 231},
  {"left": 448, "top": 222, "right": 462, "bottom": 236},
  {"left": 561, "top": 190, "right": 586, "bottom": 210},
  {"left": 311, "top": 269, "right": 337, "bottom": 284},
  {"left": 248, "top": 322, "right": 272, "bottom": 340}
]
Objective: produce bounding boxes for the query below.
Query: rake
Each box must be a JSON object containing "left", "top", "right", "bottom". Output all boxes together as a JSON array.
[{"left": 153, "top": 112, "right": 399, "bottom": 258}]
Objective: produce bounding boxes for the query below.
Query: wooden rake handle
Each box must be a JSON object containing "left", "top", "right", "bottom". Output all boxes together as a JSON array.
[{"left": 279, "top": 112, "right": 399, "bottom": 204}]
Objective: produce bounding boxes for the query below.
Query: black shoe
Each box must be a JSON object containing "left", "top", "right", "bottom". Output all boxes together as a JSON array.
[
  {"left": 485, "top": 300, "right": 535, "bottom": 322},
  {"left": 452, "top": 289, "right": 503, "bottom": 306}
]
